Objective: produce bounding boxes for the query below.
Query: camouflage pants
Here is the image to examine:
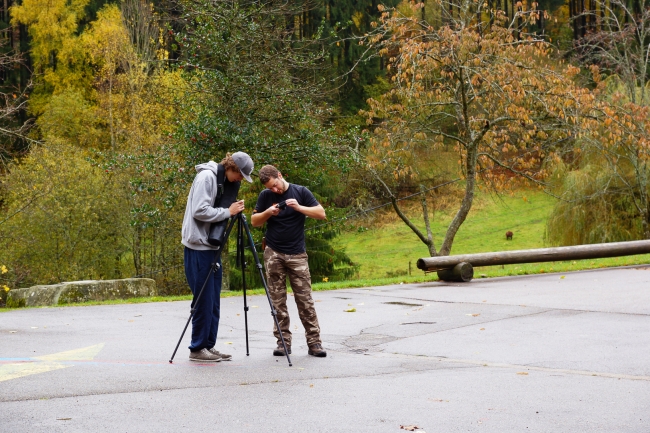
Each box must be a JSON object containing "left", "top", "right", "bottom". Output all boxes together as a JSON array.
[{"left": 263, "top": 247, "right": 321, "bottom": 347}]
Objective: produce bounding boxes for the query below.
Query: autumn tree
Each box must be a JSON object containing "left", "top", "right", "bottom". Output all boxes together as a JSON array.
[
  {"left": 357, "top": 0, "right": 594, "bottom": 256},
  {"left": 10, "top": 0, "right": 95, "bottom": 115},
  {"left": 4, "top": 1, "right": 189, "bottom": 291},
  {"left": 0, "top": 141, "right": 132, "bottom": 286},
  {"left": 546, "top": 0, "right": 650, "bottom": 243}
]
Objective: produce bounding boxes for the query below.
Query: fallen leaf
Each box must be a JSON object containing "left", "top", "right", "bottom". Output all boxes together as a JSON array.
[
  {"left": 251, "top": 306, "right": 259, "bottom": 308},
  {"left": 517, "top": 372, "right": 529, "bottom": 375},
  {"left": 480, "top": 328, "right": 485, "bottom": 331},
  {"left": 224, "top": 342, "right": 233, "bottom": 345},
  {"left": 128, "top": 320, "right": 134, "bottom": 323},
  {"left": 466, "top": 313, "right": 480, "bottom": 317},
  {"left": 400, "top": 426, "right": 420, "bottom": 431},
  {"left": 309, "top": 384, "right": 314, "bottom": 388},
  {"left": 560, "top": 276, "right": 565, "bottom": 279},
  {"left": 57, "top": 418, "right": 72, "bottom": 421},
  {"left": 344, "top": 308, "right": 356, "bottom": 312},
  {"left": 9, "top": 330, "right": 17, "bottom": 333}
]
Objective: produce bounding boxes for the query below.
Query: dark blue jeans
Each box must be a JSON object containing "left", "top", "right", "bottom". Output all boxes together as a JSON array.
[{"left": 184, "top": 247, "right": 222, "bottom": 352}]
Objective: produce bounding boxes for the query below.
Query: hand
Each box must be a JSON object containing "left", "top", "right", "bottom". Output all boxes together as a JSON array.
[
  {"left": 267, "top": 204, "right": 281, "bottom": 217},
  {"left": 228, "top": 200, "right": 245, "bottom": 215},
  {"left": 285, "top": 198, "right": 300, "bottom": 210}
]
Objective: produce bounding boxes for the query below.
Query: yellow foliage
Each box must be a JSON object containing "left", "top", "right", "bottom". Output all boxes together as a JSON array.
[
  {"left": 11, "top": 0, "right": 94, "bottom": 113},
  {"left": 0, "top": 142, "right": 132, "bottom": 284}
]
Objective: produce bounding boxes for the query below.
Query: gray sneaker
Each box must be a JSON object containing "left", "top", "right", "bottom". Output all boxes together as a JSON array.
[
  {"left": 189, "top": 348, "right": 222, "bottom": 362},
  {"left": 208, "top": 347, "right": 232, "bottom": 361}
]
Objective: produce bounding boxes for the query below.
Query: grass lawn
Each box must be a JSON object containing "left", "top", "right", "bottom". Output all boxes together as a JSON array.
[{"left": 329, "top": 189, "right": 650, "bottom": 283}]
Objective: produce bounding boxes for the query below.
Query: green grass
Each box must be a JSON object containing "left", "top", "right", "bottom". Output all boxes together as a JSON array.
[
  {"left": 331, "top": 189, "right": 650, "bottom": 281},
  {"left": 332, "top": 190, "right": 557, "bottom": 279}
]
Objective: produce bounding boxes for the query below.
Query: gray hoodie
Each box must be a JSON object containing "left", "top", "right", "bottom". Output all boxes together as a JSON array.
[{"left": 181, "top": 161, "right": 231, "bottom": 250}]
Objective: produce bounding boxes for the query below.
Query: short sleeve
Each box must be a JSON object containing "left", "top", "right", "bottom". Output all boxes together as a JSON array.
[
  {"left": 254, "top": 190, "right": 269, "bottom": 213},
  {"left": 300, "top": 186, "right": 319, "bottom": 207}
]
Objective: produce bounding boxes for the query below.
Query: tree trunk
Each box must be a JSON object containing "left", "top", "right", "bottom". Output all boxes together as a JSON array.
[
  {"left": 420, "top": 184, "right": 437, "bottom": 256},
  {"left": 133, "top": 226, "right": 142, "bottom": 276},
  {"left": 390, "top": 196, "right": 436, "bottom": 256},
  {"left": 439, "top": 144, "right": 478, "bottom": 255},
  {"left": 108, "top": 73, "right": 115, "bottom": 150}
]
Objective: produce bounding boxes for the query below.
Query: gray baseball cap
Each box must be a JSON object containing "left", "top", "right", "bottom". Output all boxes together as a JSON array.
[{"left": 232, "top": 151, "right": 254, "bottom": 183}]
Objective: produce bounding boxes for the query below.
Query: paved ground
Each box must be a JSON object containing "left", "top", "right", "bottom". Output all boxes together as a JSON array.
[{"left": 1, "top": 265, "right": 649, "bottom": 433}]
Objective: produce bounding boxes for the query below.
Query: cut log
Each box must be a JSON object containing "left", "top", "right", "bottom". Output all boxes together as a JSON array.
[{"left": 417, "top": 240, "right": 650, "bottom": 283}]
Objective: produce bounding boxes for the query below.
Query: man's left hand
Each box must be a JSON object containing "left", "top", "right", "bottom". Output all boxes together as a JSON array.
[{"left": 285, "top": 198, "right": 300, "bottom": 211}]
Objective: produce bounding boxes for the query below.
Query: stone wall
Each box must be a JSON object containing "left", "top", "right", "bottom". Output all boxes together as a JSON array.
[{"left": 6, "top": 278, "right": 157, "bottom": 308}]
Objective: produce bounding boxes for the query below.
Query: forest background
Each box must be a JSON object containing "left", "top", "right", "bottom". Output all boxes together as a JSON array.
[{"left": 0, "top": 0, "right": 649, "bottom": 306}]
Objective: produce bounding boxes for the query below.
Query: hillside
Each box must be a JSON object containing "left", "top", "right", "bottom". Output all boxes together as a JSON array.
[{"left": 329, "top": 190, "right": 650, "bottom": 283}]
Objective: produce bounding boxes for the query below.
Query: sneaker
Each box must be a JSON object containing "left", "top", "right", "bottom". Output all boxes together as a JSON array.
[
  {"left": 189, "top": 348, "right": 222, "bottom": 362},
  {"left": 273, "top": 344, "right": 291, "bottom": 356},
  {"left": 308, "top": 343, "right": 327, "bottom": 358},
  {"left": 208, "top": 347, "right": 232, "bottom": 361}
]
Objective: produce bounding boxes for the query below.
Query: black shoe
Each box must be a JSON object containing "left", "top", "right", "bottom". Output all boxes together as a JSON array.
[
  {"left": 308, "top": 343, "right": 327, "bottom": 358},
  {"left": 273, "top": 344, "right": 291, "bottom": 356}
]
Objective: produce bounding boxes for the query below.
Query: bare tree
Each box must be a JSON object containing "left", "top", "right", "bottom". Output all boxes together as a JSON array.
[{"left": 0, "top": 38, "right": 35, "bottom": 162}]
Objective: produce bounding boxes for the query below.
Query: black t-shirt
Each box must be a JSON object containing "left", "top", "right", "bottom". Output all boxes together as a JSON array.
[{"left": 254, "top": 184, "right": 319, "bottom": 254}]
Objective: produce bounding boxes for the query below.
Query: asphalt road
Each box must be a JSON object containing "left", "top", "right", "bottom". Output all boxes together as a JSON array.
[{"left": 1, "top": 265, "right": 649, "bottom": 432}]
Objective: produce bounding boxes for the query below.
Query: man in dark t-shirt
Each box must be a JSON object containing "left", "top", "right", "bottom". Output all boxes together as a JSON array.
[{"left": 251, "top": 165, "right": 327, "bottom": 358}]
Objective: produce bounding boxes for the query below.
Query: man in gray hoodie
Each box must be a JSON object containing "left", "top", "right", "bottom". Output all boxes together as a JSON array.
[{"left": 181, "top": 152, "right": 254, "bottom": 362}]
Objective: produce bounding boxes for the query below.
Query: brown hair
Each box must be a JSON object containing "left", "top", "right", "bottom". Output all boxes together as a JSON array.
[
  {"left": 219, "top": 153, "right": 239, "bottom": 172},
  {"left": 258, "top": 165, "right": 280, "bottom": 184}
]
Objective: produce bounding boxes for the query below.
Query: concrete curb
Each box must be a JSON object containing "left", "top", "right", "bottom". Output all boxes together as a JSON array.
[{"left": 6, "top": 278, "right": 157, "bottom": 307}]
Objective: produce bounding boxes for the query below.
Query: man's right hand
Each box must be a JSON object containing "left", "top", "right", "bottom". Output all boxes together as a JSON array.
[
  {"left": 251, "top": 204, "right": 280, "bottom": 227},
  {"left": 228, "top": 200, "right": 245, "bottom": 215},
  {"left": 267, "top": 204, "right": 281, "bottom": 217}
]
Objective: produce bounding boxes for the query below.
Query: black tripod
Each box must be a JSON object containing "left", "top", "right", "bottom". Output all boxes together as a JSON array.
[{"left": 169, "top": 213, "right": 292, "bottom": 366}]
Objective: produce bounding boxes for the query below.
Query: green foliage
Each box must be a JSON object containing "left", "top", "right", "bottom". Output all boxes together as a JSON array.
[
  {"left": 546, "top": 161, "right": 648, "bottom": 245},
  {"left": 171, "top": 0, "right": 346, "bottom": 183},
  {"left": 0, "top": 143, "right": 132, "bottom": 286},
  {"left": 321, "top": 0, "right": 400, "bottom": 118},
  {"left": 37, "top": 89, "right": 105, "bottom": 146},
  {"left": 306, "top": 234, "right": 358, "bottom": 282}
]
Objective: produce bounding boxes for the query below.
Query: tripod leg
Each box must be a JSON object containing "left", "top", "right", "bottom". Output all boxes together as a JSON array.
[
  {"left": 238, "top": 215, "right": 250, "bottom": 356},
  {"left": 169, "top": 217, "right": 238, "bottom": 364},
  {"left": 239, "top": 214, "right": 292, "bottom": 367}
]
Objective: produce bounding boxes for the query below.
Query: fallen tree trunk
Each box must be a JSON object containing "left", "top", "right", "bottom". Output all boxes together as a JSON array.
[{"left": 417, "top": 240, "right": 650, "bottom": 282}]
